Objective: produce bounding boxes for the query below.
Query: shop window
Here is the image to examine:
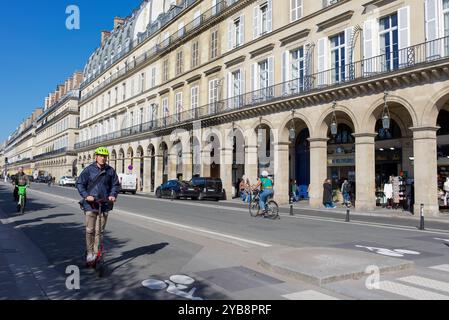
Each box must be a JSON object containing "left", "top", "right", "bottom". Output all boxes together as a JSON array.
[
  {"left": 437, "top": 110, "right": 449, "bottom": 135},
  {"left": 375, "top": 119, "right": 402, "bottom": 140},
  {"left": 328, "top": 124, "right": 354, "bottom": 144}
]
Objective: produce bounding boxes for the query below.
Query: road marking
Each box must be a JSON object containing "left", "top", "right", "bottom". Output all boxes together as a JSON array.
[
  {"left": 430, "top": 265, "right": 449, "bottom": 273},
  {"left": 398, "top": 276, "right": 449, "bottom": 294},
  {"left": 282, "top": 290, "right": 340, "bottom": 300},
  {"left": 377, "top": 281, "right": 449, "bottom": 300},
  {"left": 114, "top": 210, "right": 272, "bottom": 248},
  {"left": 23, "top": 186, "right": 449, "bottom": 237}
]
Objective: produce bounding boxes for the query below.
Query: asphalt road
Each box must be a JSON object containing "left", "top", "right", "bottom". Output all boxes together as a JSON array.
[{"left": 1, "top": 181, "right": 449, "bottom": 300}]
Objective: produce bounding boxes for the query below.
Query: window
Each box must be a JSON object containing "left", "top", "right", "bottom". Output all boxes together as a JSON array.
[
  {"left": 291, "top": 0, "right": 303, "bottom": 22},
  {"left": 176, "top": 51, "right": 184, "bottom": 75},
  {"left": 193, "top": 10, "right": 201, "bottom": 28},
  {"left": 139, "top": 107, "right": 144, "bottom": 125},
  {"left": 178, "top": 22, "right": 185, "bottom": 38},
  {"left": 129, "top": 111, "right": 134, "bottom": 127},
  {"left": 330, "top": 32, "right": 346, "bottom": 82},
  {"left": 163, "top": 59, "right": 169, "bottom": 82},
  {"left": 252, "top": 58, "right": 274, "bottom": 99},
  {"left": 114, "top": 87, "right": 118, "bottom": 104},
  {"left": 122, "top": 83, "right": 127, "bottom": 101},
  {"left": 323, "top": 0, "right": 339, "bottom": 8},
  {"left": 229, "top": 70, "right": 243, "bottom": 108},
  {"left": 175, "top": 92, "right": 183, "bottom": 122},
  {"left": 253, "top": 1, "right": 272, "bottom": 39},
  {"left": 162, "top": 97, "right": 169, "bottom": 125},
  {"left": 140, "top": 73, "right": 145, "bottom": 93},
  {"left": 191, "top": 86, "right": 199, "bottom": 118},
  {"left": 288, "top": 47, "right": 305, "bottom": 92},
  {"left": 379, "top": 13, "right": 399, "bottom": 71},
  {"left": 151, "top": 67, "right": 157, "bottom": 88},
  {"left": 208, "top": 79, "right": 219, "bottom": 114},
  {"left": 108, "top": 91, "right": 111, "bottom": 107},
  {"left": 210, "top": 30, "right": 219, "bottom": 59},
  {"left": 229, "top": 16, "right": 245, "bottom": 50},
  {"left": 259, "top": 60, "right": 269, "bottom": 89},
  {"left": 443, "top": 0, "right": 449, "bottom": 54},
  {"left": 192, "top": 41, "right": 200, "bottom": 68}
]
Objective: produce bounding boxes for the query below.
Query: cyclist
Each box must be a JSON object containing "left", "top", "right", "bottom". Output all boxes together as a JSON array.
[
  {"left": 12, "top": 167, "right": 29, "bottom": 205},
  {"left": 252, "top": 171, "right": 274, "bottom": 215},
  {"left": 76, "top": 147, "right": 121, "bottom": 268}
]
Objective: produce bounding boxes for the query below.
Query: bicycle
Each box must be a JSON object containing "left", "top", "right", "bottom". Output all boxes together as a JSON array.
[
  {"left": 17, "top": 185, "right": 27, "bottom": 215},
  {"left": 249, "top": 189, "right": 280, "bottom": 220}
]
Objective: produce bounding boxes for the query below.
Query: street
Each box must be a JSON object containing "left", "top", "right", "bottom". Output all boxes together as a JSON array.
[{"left": 1, "top": 181, "right": 449, "bottom": 300}]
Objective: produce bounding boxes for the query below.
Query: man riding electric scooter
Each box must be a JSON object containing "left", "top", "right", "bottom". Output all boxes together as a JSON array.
[{"left": 76, "top": 147, "right": 121, "bottom": 271}]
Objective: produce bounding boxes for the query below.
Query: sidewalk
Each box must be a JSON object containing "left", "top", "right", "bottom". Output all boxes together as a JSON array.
[{"left": 0, "top": 206, "right": 67, "bottom": 300}]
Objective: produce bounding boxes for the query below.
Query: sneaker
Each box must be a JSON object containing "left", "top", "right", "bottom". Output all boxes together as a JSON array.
[{"left": 86, "top": 253, "right": 96, "bottom": 265}]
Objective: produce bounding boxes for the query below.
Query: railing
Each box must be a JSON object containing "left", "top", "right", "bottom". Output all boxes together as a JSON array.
[
  {"left": 33, "top": 148, "right": 70, "bottom": 160},
  {"left": 75, "top": 36, "right": 449, "bottom": 150},
  {"left": 80, "top": 0, "right": 240, "bottom": 102}
]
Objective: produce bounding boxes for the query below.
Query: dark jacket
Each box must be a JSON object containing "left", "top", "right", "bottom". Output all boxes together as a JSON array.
[
  {"left": 323, "top": 183, "right": 333, "bottom": 204},
  {"left": 13, "top": 173, "right": 29, "bottom": 186},
  {"left": 76, "top": 162, "right": 121, "bottom": 213}
]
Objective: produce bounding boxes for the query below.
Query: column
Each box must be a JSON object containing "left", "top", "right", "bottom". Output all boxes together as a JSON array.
[
  {"left": 182, "top": 152, "right": 193, "bottom": 181},
  {"left": 273, "top": 142, "right": 290, "bottom": 205},
  {"left": 308, "top": 138, "right": 328, "bottom": 208},
  {"left": 153, "top": 155, "right": 163, "bottom": 192},
  {"left": 134, "top": 157, "right": 143, "bottom": 191},
  {"left": 245, "top": 145, "right": 259, "bottom": 184},
  {"left": 143, "top": 156, "right": 152, "bottom": 193},
  {"left": 200, "top": 150, "right": 211, "bottom": 177},
  {"left": 168, "top": 152, "right": 177, "bottom": 180},
  {"left": 117, "top": 159, "right": 124, "bottom": 174},
  {"left": 220, "top": 148, "right": 233, "bottom": 200},
  {"left": 354, "top": 133, "right": 377, "bottom": 211},
  {"left": 412, "top": 127, "right": 439, "bottom": 216}
]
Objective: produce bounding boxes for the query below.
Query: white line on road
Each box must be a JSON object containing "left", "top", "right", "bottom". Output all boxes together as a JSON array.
[
  {"left": 398, "top": 276, "right": 449, "bottom": 294},
  {"left": 27, "top": 188, "right": 272, "bottom": 248},
  {"left": 282, "top": 290, "right": 340, "bottom": 300},
  {"left": 430, "top": 265, "right": 449, "bottom": 273},
  {"left": 377, "top": 281, "right": 449, "bottom": 300}
]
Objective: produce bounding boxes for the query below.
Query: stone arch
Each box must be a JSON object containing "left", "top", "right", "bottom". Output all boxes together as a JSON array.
[
  {"left": 279, "top": 110, "right": 313, "bottom": 143},
  {"left": 136, "top": 145, "right": 144, "bottom": 158},
  {"left": 118, "top": 148, "right": 125, "bottom": 159},
  {"left": 111, "top": 150, "right": 117, "bottom": 160},
  {"left": 147, "top": 144, "right": 155, "bottom": 156},
  {"left": 127, "top": 146, "right": 134, "bottom": 159},
  {"left": 364, "top": 95, "right": 418, "bottom": 135},
  {"left": 316, "top": 104, "right": 359, "bottom": 138},
  {"left": 422, "top": 88, "right": 449, "bottom": 126}
]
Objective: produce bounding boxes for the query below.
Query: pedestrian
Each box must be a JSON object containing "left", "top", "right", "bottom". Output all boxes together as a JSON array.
[
  {"left": 323, "top": 179, "right": 335, "bottom": 209},
  {"left": 239, "top": 176, "right": 247, "bottom": 202},
  {"left": 76, "top": 147, "right": 121, "bottom": 268},
  {"left": 291, "top": 179, "right": 299, "bottom": 202},
  {"left": 341, "top": 179, "right": 351, "bottom": 208}
]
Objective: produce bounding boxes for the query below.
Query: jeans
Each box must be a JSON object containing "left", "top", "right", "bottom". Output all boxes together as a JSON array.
[
  {"left": 240, "top": 190, "right": 247, "bottom": 201},
  {"left": 260, "top": 189, "right": 274, "bottom": 211},
  {"left": 343, "top": 192, "right": 350, "bottom": 205}
]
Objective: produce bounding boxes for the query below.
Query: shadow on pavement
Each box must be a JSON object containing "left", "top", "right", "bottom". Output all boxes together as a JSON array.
[{"left": 106, "top": 242, "right": 169, "bottom": 274}]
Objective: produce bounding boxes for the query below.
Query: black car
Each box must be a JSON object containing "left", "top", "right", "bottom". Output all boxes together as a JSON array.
[
  {"left": 191, "top": 177, "right": 225, "bottom": 201},
  {"left": 156, "top": 180, "right": 200, "bottom": 200},
  {"left": 36, "top": 176, "right": 51, "bottom": 183}
]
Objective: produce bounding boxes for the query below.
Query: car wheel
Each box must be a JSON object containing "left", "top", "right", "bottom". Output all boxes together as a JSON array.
[
  {"left": 132, "top": 191, "right": 136, "bottom": 195},
  {"left": 156, "top": 189, "right": 161, "bottom": 198}
]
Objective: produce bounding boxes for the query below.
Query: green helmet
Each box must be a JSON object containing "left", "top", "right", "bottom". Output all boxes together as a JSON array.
[{"left": 95, "top": 147, "right": 110, "bottom": 156}]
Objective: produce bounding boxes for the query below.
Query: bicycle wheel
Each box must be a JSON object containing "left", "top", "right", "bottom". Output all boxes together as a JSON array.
[
  {"left": 249, "top": 197, "right": 260, "bottom": 217},
  {"left": 265, "top": 201, "right": 279, "bottom": 220}
]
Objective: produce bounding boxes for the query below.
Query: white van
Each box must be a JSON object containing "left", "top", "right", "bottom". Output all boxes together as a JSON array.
[{"left": 118, "top": 174, "right": 138, "bottom": 194}]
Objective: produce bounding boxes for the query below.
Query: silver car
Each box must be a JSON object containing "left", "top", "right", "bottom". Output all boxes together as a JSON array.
[{"left": 59, "top": 176, "right": 76, "bottom": 187}]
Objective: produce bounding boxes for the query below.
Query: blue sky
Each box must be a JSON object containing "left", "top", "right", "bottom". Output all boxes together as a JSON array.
[{"left": 0, "top": 0, "right": 142, "bottom": 143}]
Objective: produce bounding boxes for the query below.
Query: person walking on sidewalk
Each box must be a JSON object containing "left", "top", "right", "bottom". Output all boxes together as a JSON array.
[
  {"left": 341, "top": 179, "right": 351, "bottom": 208},
  {"left": 76, "top": 147, "right": 121, "bottom": 267},
  {"left": 323, "top": 179, "right": 336, "bottom": 209}
]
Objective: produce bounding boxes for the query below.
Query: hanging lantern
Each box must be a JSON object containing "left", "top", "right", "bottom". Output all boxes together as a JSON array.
[
  {"left": 289, "top": 110, "right": 296, "bottom": 142},
  {"left": 330, "top": 102, "right": 338, "bottom": 136},
  {"left": 382, "top": 91, "right": 391, "bottom": 130}
]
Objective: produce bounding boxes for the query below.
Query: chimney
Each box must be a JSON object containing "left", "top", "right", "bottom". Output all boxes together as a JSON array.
[
  {"left": 45, "top": 97, "right": 50, "bottom": 109},
  {"left": 101, "top": 30, "right": 111, "bottom": 46},
  {"left": 73, "top": 71, "right": 83, "bottom": 88},
  {"left": 114, "top": 17, "right": 126, "bottom": 30},
  {"left": 54, "top": 89, "right": 60, "bottom": 102},
  {"left": 58, "top": 84, "right": 66, "bottom": 97}
]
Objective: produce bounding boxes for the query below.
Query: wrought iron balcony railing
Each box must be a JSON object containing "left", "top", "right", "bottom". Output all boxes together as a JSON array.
[{"left": 75, "top": 36, "right": 449, "bottom": 150}]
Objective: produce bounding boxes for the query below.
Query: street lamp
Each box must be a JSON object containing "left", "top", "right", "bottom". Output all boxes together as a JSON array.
[
  {"left": 382, "top": 91, "right": 391, "bottom": 130},
  {"left": 289, "top": 109, "right": 296, "bottom": 142},
  {"left": 330, "top": 101, "right": 338, "bottom": 136}
]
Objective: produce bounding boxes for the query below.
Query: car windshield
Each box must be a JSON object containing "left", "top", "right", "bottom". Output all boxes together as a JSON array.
[{"left": 206, "top": 179, "right": 222, "bottom": 188}]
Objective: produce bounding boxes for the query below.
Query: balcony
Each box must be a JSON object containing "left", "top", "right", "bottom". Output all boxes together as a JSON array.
[
  {"left": 80, "top": 0, "right": 241, "bottom": 103},
  {"left": 75, "top": 36, "right": 449, "bottom": 150},
  {"left": 34, "top": 148, "right": 76, "bottom": 161}
]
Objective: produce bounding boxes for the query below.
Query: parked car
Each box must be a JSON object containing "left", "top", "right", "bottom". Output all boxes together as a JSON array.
[
  {"left": 190, "top": 177, "right": 225, "bottom": 201},
  {"left": 118, "top": 173, "right": 137, "bottom": 194},
  {"left": 36, "top": 176, "right": 51, "bottom": 184},
  {"left": 59, "top": 176, "right": 76, "bottom": 187},
  {"left": 155, "top": 180, "right": 200, "bottom": 200}
]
